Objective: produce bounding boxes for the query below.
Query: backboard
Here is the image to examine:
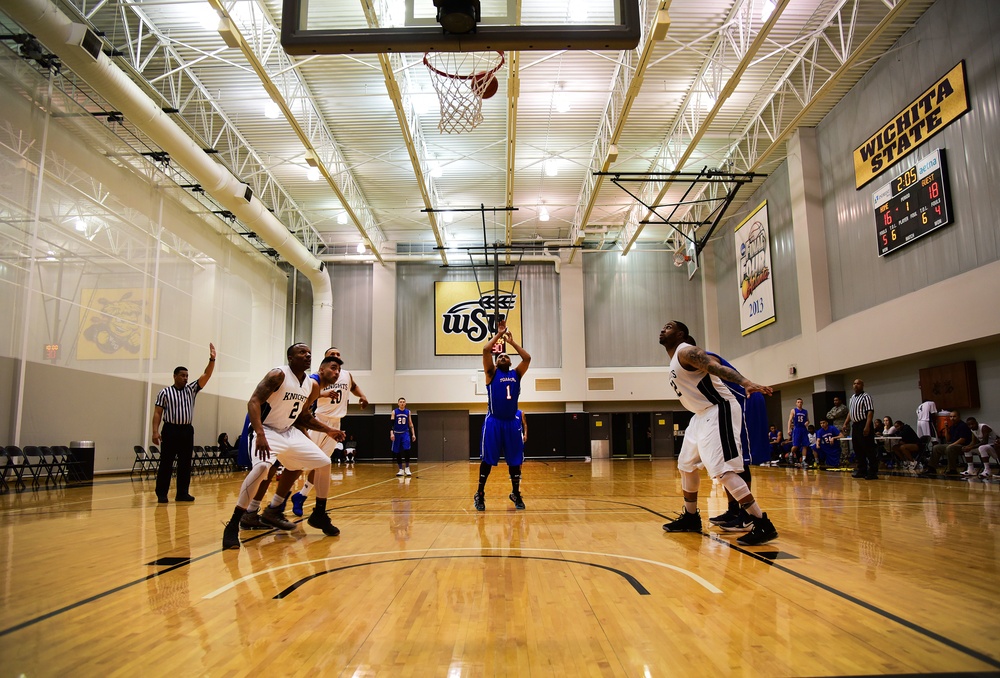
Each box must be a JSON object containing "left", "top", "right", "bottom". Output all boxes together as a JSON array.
[{"left": 281, "top": 0, "right": 641, "bottom": 55}]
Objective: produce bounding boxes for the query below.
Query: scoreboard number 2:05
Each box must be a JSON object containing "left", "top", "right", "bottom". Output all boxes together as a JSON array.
[{"left": 872, "top": 148, "right": 952, "bottom": 257}]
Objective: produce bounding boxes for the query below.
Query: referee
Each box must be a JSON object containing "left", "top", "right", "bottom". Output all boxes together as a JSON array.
[
  {"left": 844, "top": 378, "right": 877, "bottom": 480},
  {"left": 152, "top": 343, "right": 216, "bottom": 502}
]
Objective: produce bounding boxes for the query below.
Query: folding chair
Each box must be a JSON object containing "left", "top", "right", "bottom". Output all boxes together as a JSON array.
[
  {"left": 39, "top": 446, "right": 67, "bottom": 484},
  {"left": 11, "top": 446, "right": 46, "bottom": 488},
  {"left": 0, "top": 447, "right": 13, "bottom": 493},
  {"left": 147, "top": 445, "right": 161, "bottom": 478},
  {"left": 131, "top": 445, "right": 150, "bottom": 479},
  {"left": 49, "top": 446, "right": 72, "bottom": 482}
]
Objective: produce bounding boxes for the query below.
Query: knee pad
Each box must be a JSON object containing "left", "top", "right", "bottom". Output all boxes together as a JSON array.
[
  {"left": 719, "top": 471, "right": 751, "bottom": 503},
  {"left": 680, "top": 470, "right": 700, "bottom": 494}
]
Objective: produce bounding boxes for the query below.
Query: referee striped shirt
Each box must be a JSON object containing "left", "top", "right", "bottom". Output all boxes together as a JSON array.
[
  {"left": 849, "top": 390, "right": 874, "bottom": 424},
  {"left": 155, "top": 382, "right": 202, "bottom": 425}
]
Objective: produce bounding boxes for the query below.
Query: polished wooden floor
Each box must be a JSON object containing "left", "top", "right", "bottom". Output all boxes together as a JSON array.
[{"left": 1, "top": 460, "right": 999, "bottom": 676}]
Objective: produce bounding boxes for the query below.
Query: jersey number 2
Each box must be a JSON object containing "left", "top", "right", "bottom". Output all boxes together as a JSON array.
[{"left": 289, "top": 402, "right": 301, "bottom": 419}]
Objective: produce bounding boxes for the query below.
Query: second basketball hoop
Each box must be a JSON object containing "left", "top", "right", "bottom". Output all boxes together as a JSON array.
[{"left": 423, "top": 51, "right": 505, "bottom": 134}]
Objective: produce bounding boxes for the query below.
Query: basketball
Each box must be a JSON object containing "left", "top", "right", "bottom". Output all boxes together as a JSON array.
[{"left": 473, "top": 73, "right": 500, "bottom": 100}]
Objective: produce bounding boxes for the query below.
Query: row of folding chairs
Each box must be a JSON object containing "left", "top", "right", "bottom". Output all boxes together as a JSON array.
[
  {"left": 0, "top": 445, "right": 75, "bottom": 493},
  {"left": 131, "top": 445, "right": 237, "bottom": 480}
]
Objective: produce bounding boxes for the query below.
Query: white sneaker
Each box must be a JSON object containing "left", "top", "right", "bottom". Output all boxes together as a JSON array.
[
  {"left": 980, "top": 470, "right": 993, "bottom": 479},
  {"left": 960, "top": 470, "right": 976, "bottom": 476},
  {"left": 404, "top": 468, "right": 412, "bottom": 476},
  {"left": 396, "top": 470, "right": 404, "bottom": 477}
]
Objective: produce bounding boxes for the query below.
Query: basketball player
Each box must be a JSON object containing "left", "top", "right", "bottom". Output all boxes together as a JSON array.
[
  {"left": 289, "top": 347, "right": 368, "bottom": 517},
  {"left": 222, "top": 344, "right": 345, "bottom": 550},
  {"left": 659, "top": 320, "right": 778, "bottom": 546},
  {"left": 391, "top": 398, "right": 416, "bottom": 476},
  {"left": 475, "top": 320, "right": 530, "bottom": 511},
  {"left": 787, "top": 398, "right": 810, "bottom": 465}
]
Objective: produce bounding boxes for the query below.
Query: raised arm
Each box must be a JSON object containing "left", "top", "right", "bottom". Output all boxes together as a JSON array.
[
  {"left": 482, "top": 325, "right": 505, "bottom": 379},
  {"left": 505, "top": 330, "right": 532, "bottom": 378},
  {"left": 678, "top": 345, "right": 773, "bottom": 396},
  {"left": 197, "top": 343, "right": 217, "bottom": 388}
]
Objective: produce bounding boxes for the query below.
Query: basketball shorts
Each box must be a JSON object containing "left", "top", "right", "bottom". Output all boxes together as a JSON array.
[
  {"left": 392, "top": 432, "right": 411, "bottom": 454},
  {"left": 251, "top": 426, "right": 330, "bottom": 471},
  {"left": 791, "top": 428, "right": 810, "bottom": 448},
  {"left": 481, "top": 416, "right": 524, "bottom": 467},
  {"left": 309, "top": 416, "right": 342, "bottom": 457},
  {"left": 917, "top": 420, "right": 934, "bottom": 438},
  {"left": 677, "top": 402, "right": 745, "bottom": 477}
]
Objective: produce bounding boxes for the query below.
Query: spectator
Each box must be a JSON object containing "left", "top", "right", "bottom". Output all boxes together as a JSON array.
[
  {"left": 814, "top": 419, "right": 842, "bottom": 468},
  {"left": 767, "top": 425, "right": 783, "bottom": 465},
  {"left": 961, "top": 417, "right": 995, "bottom": 477},
  {"left": 891, "top": 420, "right": 921, "bottom": 470},
  {"left": 881, "top": 417, "right": 896, "bottom": 436},
  {"left": 218, "top": 432, "right": 236, "bottom": 468},
  {"left": 827, "top": 396, "right": 849, "bottom": 431},
  {"left": 920, "top": 411, "right": 971, "bottom": 477}
]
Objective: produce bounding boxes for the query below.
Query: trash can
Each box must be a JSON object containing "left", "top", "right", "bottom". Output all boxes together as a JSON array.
[
  {"left": 590, "top": 439, "right": 610, "bottom": 459},
  {"left": 69, "top": 441, "right": 95, "bottom": 481}
]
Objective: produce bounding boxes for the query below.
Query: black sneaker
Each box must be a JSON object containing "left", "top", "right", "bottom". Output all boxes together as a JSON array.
[
  {"left": 662, "top": 509, "right": 702, "bottom": 533},
  {"left": 239, "top": 510, "right": 268, "bottom": 530},
  {"left": 709, "top": 507, "right": 737, "bottom": 525},
  {"left": 222, "top": 519, "right": 241, "bottom": 549},
  {"left": 474, "top": 492, "right": 485, "bottom": 511},
  {"left": 718, "top": 510, "right": 754, "bottom": 532},
  {"left": 509, "top": 493, "right": 525, "bottom": 510},
  {"left": 307, "top": 510, "right": 340, "bottom": 537},
  {"left": 261, "top": 506, "right": 296, "bottom": 531},
  {"left": 736, "top": 513, "right": 778, "bottom": 546}
]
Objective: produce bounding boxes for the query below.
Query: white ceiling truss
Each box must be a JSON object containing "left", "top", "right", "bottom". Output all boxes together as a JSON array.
[{"left": 0, "top": 0, "right": 936, "bottom": 266}]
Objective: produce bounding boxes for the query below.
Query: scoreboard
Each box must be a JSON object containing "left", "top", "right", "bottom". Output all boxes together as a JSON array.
[{"left": 873, "top": 148, "right": 951, "bottom": 257}]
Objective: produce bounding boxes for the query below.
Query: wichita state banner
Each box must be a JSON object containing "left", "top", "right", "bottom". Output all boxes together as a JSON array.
[
  {"left": 735, "top": 201, "right": 776, "bottom": 336},
  {"left": 853, "top": 61, "right": 969, "bottom": 189},
  {"left": 434, "top": 281, "right": 522, "bottom": 356}
]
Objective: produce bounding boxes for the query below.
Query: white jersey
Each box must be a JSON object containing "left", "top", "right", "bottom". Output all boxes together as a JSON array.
[
  {"left": 261, "top": 365, "right": 314, "bottom": 433},
  {"left": 668, "top": 343, "right": 739, "bottom": 415},
  {"left": 314, "top": 368, "right": 352, "bottom": 420},
  {"left": 917, "top": 401, "right": 937, "bottom": 422},
  {"left": 972, "top": 423, "right": 997, "bottom": 445}
]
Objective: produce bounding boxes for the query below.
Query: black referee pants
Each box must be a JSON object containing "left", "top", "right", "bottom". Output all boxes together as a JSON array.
[
  {"left": 851, "top": 422, "right": 878, "bottom": 476},
  {"left": 156, "top": 422, "right": 194, "bottom": 498}
]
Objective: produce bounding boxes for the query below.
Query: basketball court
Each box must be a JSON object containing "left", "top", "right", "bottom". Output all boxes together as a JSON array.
[{"left": 2, "top": 463, "right": 998, "bottom": 675}]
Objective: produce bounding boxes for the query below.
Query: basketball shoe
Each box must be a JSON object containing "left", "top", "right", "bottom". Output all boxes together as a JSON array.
[
  {"left": 239, "top": 509, "right": 268, "bottom": 530},
  {"left": 222, "top": 519, "right": 241, "bottom": 549},
  {"left": 307, "top": 509, "right": 340, "bottom": 537},
  {"left": 736, "top": 513, "right": 778, "bottom": 546},
  {"left": 709, "top": 507, "right": 738, "bottom": 525},
  {"left": 474, "top": 492, "right": 485, "bottom": 511},
  {"left": 509, "top": 493, "right": 525, "bottom": 510},
  {"left": 405, "top": 467, "right": 412, "bottom": 476},
  {"left": 261, "top": 506, "right": 296, "bottom": 530},
  {"left": 290, "top": 492, "right": 306, "bottom": 517},
  {"left": 718, "top": 510, "right": 754, "bottom": 532},
  {"left": 662, "top": 509, "right": 702, "bottom": 533}
]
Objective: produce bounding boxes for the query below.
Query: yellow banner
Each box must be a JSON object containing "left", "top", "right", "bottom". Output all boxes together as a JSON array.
[
  {"left": 77, "top": 288, "right": 156, "bottom": 360},
  {"left": 434, "top": 281, "right": 522, "bottom": 356},
  {"left": 854, "top": 61, "right": 969, "bottom": 189}
]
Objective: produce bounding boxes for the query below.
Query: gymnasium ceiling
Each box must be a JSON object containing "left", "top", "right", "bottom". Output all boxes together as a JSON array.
[{"left": 1, "top": 0, "right": 937, "bottom": 265}]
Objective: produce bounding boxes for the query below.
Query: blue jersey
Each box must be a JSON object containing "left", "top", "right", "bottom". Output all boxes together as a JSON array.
[
  {"left": 392, "top": 408, "right": 411, "bottom": 433},
  {"left": 707, "top": 351, "right": 769, "bottom": 465},
  {"left": 793, "top": 407, "right": 808, "bottom": 429},
  {"left": 487, "top": 368, "right": 521, "bottom": 420},
  {"left": 817, "top": 424, "right": 840, "bottom": 450}
]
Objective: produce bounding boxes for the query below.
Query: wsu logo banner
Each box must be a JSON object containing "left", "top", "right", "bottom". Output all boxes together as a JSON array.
[
  {"left": 77, "top": 288, "right": 157, "bottom": 359},
  {"left": 434, "top": 281, "right": 522, "bottom": 355},
  {"left": 735, "top": 201, "right": 776, "bottom": 336}
]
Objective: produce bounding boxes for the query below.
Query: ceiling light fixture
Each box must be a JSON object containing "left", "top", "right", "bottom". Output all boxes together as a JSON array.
[
  {"left": 761, "top": 0, "right": 777, "bottom": 21},
  {"left": 545, "top": 159, "right": 559, "bottom": 177},
  {"left": 555, "top": 98, "right": 571, "bottom": 113},
  {"left": 306, "top": 167, "right": 320, "bottom": 181},
  {"left": 356, "top": 242, "right": 366, "bottom": 254},
  {"left": 74, "top": 219, "right": 87, "bottom": 232},
  {"left": 199, "top": 6, "right": 220, "bottom": 31},
  {"left": 444, "top": 211, "right": 454, "bottom": 223},
  {"left": 538, "top": 206, "right": 550, "bottom": 222},
  {"left": 337, "top": 212, "right": 348, "bottom": 225},
  {"left": 569, "top": 4, "right": 588, "bottom": 23},
  {"left": 433, "top": 0, "right": 481, "bottom": 34},
  {"left": 263, "top": 100, "right": 281, "bottom": 119}
]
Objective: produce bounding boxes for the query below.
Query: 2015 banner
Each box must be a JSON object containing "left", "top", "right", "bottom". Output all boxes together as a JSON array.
[
  {"left": 735, "top": 201, "right": 776, "bottom": 336},
  {"left": 434, "top": 281, "right": 522, "bottom": 356}
]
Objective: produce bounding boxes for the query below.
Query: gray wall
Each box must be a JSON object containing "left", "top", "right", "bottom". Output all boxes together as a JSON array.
[
  {"left": 817, "top": 0, "right": 1000, "bottom": 319},
  {"left": 583, "top": 250, "right": 705, "bottom": 367}
]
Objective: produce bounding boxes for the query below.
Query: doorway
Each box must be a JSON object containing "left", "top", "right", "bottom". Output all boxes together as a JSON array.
[{"left": 418, "top": 411, "right": 469, "bottom": 462}]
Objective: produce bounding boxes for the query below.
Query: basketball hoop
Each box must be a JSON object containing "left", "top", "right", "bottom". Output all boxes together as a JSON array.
[{"left": 423, "top": 51, "right": 505, "bottom": 134}]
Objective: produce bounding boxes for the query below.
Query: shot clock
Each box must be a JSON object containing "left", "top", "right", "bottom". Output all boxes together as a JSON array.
[{"left": 872, "top": 148, "right": 951, "bottom": 256}]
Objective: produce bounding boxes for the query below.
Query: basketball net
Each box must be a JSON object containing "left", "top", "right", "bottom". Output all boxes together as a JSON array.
[{"left": 424, "top": 51, "right": 505, "bottom": 134}]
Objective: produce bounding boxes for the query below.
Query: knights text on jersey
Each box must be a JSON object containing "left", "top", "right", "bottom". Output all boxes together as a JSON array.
[
  {"left": 260, "top": 365, "right": 313, "bottom": 433},
  {"left": 313, "top": 369, "right": 351, "bottom": 419},
  {"left": 487, "top": 369, "right": 521, "bottom": 420},
  {"left": 668, "top": 343, "right": 738, "bottom": 414}
]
